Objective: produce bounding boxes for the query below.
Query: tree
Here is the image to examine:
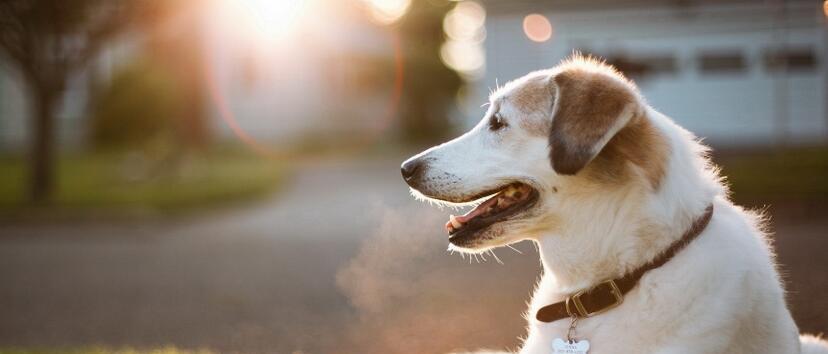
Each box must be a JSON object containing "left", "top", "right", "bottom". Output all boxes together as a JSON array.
[
  {"left": 397, "top": 0, "right": 462, "bottom": 144},
  {"left": 0, "top": 0, "right": 145, "bottom": 203}
]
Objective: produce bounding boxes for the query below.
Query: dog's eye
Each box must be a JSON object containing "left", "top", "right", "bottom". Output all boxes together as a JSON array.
[{"left": 489, "top": 113, "right": 507, "bottom": 131}]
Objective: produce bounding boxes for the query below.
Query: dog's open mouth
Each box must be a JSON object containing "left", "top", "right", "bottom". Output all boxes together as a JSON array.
[{"left": 445, "top": 182, "right": 539, "bottom": 245}]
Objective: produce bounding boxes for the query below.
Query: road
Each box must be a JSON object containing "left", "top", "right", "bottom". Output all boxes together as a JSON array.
[{"left": 0, "top": 154, "right": 825, "bottom": 353}]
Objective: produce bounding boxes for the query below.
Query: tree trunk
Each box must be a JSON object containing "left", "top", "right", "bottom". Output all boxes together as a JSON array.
[{"left": 29, "top": 89, "right": 57, "bottom": 204}]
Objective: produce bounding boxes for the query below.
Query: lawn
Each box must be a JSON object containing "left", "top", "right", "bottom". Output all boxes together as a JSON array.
[
  {"left": 716, "top": 146, "right": 828, "bottom": 202},
  {"left": 0, "top": 147, "right": 287, "bottom": 218}
]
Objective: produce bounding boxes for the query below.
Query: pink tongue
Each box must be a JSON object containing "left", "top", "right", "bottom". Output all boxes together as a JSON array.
[{"left": 456, "top": 194, "right": 500, "bottom": 223}]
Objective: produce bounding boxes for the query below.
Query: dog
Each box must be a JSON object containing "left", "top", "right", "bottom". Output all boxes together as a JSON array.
[{"left": 401, "top": 55, "right": 828, "bottom": 354}]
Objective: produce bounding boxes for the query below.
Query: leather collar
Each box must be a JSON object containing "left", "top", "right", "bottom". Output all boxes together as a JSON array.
[{"left": 535, "top": 204, "right": 714, "bottom": 323}]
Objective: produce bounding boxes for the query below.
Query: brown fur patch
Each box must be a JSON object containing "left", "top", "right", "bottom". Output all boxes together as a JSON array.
[
  {"left": 511, "top": 76, "right": 553, "bottom": 113},
  {"left": 549, "top": 67, "right": 637, "bottom": 175},
  {"left": 509, "top": 76, "right": 555, "bottom": 135},
  {"left": 609, "top": 112, "right": 669, "bottom": 190},
  {"left": 584, "top": 109, "right": 670, "bottom": 190},
  {"left": 543, "top": 57, "right": 669, "bottom": 189}
]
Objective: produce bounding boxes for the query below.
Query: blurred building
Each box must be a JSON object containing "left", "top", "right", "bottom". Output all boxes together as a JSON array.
[{"left": 473, "top": 0, "right": 827, "bottom": 146}]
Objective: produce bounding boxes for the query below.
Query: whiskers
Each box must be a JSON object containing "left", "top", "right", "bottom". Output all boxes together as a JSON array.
[
  {"left": 506, "top": 244, "right": 523, "bottom": 254},
  {"left": 489, "top": 249, "right": 504, "bottom": 265},
  {"left": 446, "top": 246, "right": 513, "bottom": 265}
]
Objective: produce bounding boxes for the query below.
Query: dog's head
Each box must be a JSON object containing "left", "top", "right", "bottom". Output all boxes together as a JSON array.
[{"left": 402, "top": 56, "right": 669, "bottom": 252}]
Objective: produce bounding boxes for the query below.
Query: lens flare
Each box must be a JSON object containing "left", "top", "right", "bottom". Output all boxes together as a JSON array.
[{"left": 205, "top": 31, "right": 406, "bottom": 157}]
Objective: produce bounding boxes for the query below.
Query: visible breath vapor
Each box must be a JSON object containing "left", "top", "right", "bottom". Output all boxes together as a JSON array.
[{"left": 335, "top": 206, "right": 541, "bottom": 354}]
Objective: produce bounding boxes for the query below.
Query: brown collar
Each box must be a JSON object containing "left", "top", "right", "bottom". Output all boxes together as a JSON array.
[{"left": 535, "top": 204, "right": 714, "bottom": 323}]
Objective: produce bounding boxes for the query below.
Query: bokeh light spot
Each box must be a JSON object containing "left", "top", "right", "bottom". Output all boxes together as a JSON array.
[
  {"left": 440, "top": 40, "right": 485, "bottom": 80},
  {"left": 443, "top": 1, "right": 486, "bottom": 43},
  {"left": 523, "top": 14, "right": 553, "bottom": 43},
  {"left": 440, "top": 1, "right": 486, "bottom": 80}
]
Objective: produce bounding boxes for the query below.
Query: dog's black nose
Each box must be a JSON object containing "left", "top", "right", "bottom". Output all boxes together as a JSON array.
[{"left": 401, "top": 158, "right": 423, "bottom": 182}]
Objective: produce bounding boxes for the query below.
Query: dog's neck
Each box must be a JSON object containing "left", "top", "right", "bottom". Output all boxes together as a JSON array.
[
  {"left": 534, "top": 110, "right": 721, "bottom": 296},
  {"left": 534, "top": 192, "right": 677, "bottom": 293}
]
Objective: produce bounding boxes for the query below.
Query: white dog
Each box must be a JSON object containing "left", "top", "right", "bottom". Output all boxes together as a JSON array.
[{"left": 401, "top": 55, "right": 828, "bottom": 354}]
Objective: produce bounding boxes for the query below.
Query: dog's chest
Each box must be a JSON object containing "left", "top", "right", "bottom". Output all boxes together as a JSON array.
[{"left": 522, "top": 309, "right": 652, "bottom": 354}]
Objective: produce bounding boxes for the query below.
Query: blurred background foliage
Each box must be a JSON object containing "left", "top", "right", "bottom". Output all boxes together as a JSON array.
[
  {"left": 397, "top": 0, "right": 462, "bottom": 144},
  {"left": 718, "top": 147, "right": 828, "bottom": 204},
  {"left": 88, "top": 56, "right": 182, "bottom": 150}
]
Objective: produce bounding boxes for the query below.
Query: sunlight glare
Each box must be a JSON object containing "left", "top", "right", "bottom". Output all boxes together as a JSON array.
[
  {"left": 364, "top": 0, "right": 412, "bottom": 25},
  {"left": 222, "top": 0, "right": 309, "bottom": 43}
]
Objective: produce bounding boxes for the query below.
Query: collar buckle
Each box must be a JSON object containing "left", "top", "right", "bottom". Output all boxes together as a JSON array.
[{"left": 566, "top": 279, "right": 624, "bottom": 318}]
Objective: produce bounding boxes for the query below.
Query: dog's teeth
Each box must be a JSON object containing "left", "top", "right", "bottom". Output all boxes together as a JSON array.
[{"left": 449, "top": 214, "right": 463, "bottom": 228}]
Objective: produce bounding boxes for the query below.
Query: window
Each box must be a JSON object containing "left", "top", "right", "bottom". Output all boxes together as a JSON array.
[
  {"left": 572, "top": 52, "right": 678, "bottom": 80},
  {"left": 698, "top": 51, "right": 746, "bottom": 74},
  {"left": 573, "top": 48, "right": 678, "bottom": 80},
  {"left": 763, "top": 47, "right": 817, "bottom": 72},
  {"left": 607, "top": 54, "right": 678, "bottom": 79}
]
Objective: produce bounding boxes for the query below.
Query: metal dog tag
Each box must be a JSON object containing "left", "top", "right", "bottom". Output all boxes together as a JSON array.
[{"left": 553, "top": 338, "right": 590, "bottom": 354}]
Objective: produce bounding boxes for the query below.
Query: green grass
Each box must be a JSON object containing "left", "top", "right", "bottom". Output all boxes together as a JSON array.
[
  {"left": 717, "top": 146, "right": 828, "bottom": 202},
  {"left": 0, "top": 147, "right": 287, "bottom": 217},
  {"left": 0, "top": 347, "right": 216, "bottom": 354}
]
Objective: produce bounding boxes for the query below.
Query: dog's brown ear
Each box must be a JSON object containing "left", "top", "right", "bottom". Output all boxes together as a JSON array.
[{"left": 548, "top": 69, "right": 638, "bottom": 175}]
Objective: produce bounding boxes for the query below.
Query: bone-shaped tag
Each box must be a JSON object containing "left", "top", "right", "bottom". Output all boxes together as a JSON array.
[{"left": 553, "top": 338, "right": 590, "bottom": 354}]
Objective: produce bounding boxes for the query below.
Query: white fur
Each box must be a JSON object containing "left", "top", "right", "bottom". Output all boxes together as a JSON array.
[{"left": 405, "top": 58, "right": 827, "bottom": 353}]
